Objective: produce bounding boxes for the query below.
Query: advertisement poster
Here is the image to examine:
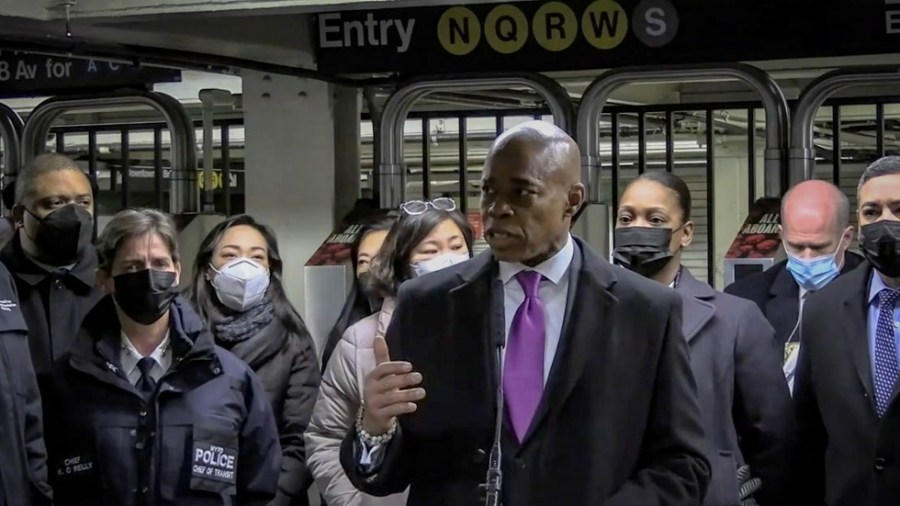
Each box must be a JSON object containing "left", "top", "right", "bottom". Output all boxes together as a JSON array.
[
  {"left": 466, "top": 210, "right": 490, "bottom": 255},
  {"left": 725, "top": 197, "right": 782, "bottom": 259},
  {"left": 306, "top": 210, "right": 393, "bottom": 266}
]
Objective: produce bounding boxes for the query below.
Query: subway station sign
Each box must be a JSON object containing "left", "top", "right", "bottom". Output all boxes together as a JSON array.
[
  {"left": 315, "top": 0, "right": 900, "bottom": 74},
  {"left": 0, "top": 52, "right": 181, "bottom": 97}
]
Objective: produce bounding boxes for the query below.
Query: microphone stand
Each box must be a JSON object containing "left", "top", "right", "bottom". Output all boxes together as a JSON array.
[{"left": 480, "top": 343, "right": 505, "bottom": 506}]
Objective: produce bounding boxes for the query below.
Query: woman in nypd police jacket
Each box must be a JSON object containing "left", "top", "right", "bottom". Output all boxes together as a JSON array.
[
  {"left": 612, "top": 172, "right": 797, "bottom": 506},
  {"left": 41, "top": 208, "right": 282, "bottom": 506}
]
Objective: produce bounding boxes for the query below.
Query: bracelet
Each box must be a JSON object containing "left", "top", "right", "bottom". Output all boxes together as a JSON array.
[{"left": 355, "top": 405, "right": 397, "bottom": 446}]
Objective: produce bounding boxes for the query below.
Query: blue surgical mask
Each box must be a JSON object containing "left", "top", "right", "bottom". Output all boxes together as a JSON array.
[{"left": 785, "top": 236, "right": 844, "bottom": 291}]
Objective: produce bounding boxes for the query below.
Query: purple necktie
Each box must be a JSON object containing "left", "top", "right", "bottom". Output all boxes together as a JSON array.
[{"left": 503, "top": 270, "right": 546, "bottom": 442}]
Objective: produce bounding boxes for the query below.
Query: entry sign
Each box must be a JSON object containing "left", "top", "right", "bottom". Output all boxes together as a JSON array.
[
  {"left": 0, "top": 52, "right": 181, "bottom": 97},
  {"left": 316, "top": 0, "right": 900, "bottom": 74}
]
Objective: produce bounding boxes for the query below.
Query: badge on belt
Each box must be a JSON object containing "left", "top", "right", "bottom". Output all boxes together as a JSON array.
[{"left": 784, "top": 342, "right": 800, "bottom": 364}]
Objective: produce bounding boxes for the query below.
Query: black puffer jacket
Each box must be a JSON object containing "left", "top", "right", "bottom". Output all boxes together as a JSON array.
[
  {"left": 216, "top": 318, "right": 320, "bottom": 506},
  {"left": 43, "top": 296, "right": 283, "bottom": 506}
]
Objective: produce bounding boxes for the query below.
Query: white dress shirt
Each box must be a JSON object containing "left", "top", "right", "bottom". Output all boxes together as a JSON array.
[
  {"left": 497, "top": 234, "right": 574, "bottom": 385},
  {"left": 120, "top": 331, "right": 172, "bottom": 385}
]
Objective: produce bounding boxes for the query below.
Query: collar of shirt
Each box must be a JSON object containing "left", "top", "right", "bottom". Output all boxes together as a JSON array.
[
  {"left": 498, "top": 234, "right": 574, "bottom": 286},
  {"left": 867, "top": 270, "right": 899, "bottom": 306},
  {"left": 120, "top": 331, "right": 172, "bottom": 382}
]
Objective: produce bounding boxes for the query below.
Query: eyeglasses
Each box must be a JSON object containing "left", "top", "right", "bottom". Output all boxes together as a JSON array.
[{"left": 400, "top": 197, "right": 457, "bottom": 215}]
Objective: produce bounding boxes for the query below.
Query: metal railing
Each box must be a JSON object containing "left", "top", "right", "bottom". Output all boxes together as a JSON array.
[
  {"left": 21, "top": 90, "right": 198, "bottom": 213},
  {"left": 577, "top": 63, "right": 790, "bottom": 202},
  {"left": 790, "top": 66, "right": 900, "bottom": 186},
  {"left": 377, "top": 73, "right": 575, "bottom": 208}
]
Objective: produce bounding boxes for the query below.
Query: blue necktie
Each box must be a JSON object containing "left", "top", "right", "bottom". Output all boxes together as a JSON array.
[{"left": 874, "top": 288, "right": 900, "bottom": 417}]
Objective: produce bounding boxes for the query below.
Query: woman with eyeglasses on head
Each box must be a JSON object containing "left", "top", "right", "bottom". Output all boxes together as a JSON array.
[
  {"left": 613, "top": 172, "right": 796, "bottom": 506},
  {"left": 187, "top": 214, "right": 320, "bottom": 506},
  {"left": 321, "top": 216, "right": 396, "bottom": 371},
  {"left": 306, "top": 197, "right": 474, "bottom": 506}
]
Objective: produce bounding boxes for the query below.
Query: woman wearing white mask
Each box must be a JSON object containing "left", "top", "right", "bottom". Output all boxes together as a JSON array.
[
  {"left": 188, "top": 215, "right": 320, "bottom": 506},
  {"left": 306, "top": 198, "right": 473, "bottom": 506}
]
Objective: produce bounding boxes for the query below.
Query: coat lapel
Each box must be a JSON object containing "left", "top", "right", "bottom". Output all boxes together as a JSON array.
[
  {"left": 766, "top": 266, "right": 801, "bottom": 344},
  {"left": 521, "top": 239, "right": 618, "bottom": 447},
  {"left": 841, "top": 263, "right": 875, "bottom": 406},
  {"left": 675, "top": 268, "right": 716, "bottom": 343},
  {"left": 448, "top": 251, "right": 499, "bottom": 404}
]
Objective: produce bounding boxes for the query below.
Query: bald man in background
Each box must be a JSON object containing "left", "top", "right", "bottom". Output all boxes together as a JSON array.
[
  {"left": 340, "top": 121, "right": 710, "bottom": 506},
  {"left": 725, "top": 180, "right": 864, "bottom": 390}
]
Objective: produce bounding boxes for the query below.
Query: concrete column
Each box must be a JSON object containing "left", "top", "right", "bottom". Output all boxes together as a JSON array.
[
  {"left": 332, "top": 85, "right": 361, "bottom": 226},
  {"left": 712, "top": 142, "right": 755, "bottom": 289},
  {"left": 242, "top": 71, "right": 337, "bottom": 317}
]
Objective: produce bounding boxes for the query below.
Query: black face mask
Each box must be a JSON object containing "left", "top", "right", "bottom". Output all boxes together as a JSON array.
[
  {"left": 26, "top": 204, "right": 93, "bottom": 266},
  {"left": 860, "top": 220, "right": 900, "bottom": 277},
  {"left": 113, "top": 269, "right": 178, "bottom": 325},
  {"left": 613, "top": 226, "right": 675, "bottom": 278}
]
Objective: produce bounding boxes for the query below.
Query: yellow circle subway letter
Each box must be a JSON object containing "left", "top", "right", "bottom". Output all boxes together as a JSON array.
[
  {"left": 582, "top": 0, "right": 628, "bottom": 50},
  {"left": 485, "top": 4, "right": 529, "bottom": 54},
  {"left": 533, "top": 2, "right": 577, "bottom": 52},
  {"left": 438, "top": 6, "right": 481, "bottom": 56}
]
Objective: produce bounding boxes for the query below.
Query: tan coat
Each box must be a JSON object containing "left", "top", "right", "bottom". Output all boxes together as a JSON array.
[{"left": 305, "top": 298, "right": 409, "bottom": 506}]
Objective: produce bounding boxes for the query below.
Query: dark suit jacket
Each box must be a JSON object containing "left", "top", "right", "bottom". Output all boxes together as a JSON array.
[
  {"left": 677, "top": 268, "right": 796, "bottom": 506},
  {"left": 340, "top": 237, "right": 710, "bottom": 506},
  {"left": 724, "top": 252, "right": 865, "bottom": 345},
  {"left": 795, "top": 261, "right": 900, "bottom": 506}
]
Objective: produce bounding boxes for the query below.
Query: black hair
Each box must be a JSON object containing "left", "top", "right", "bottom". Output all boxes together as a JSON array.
[
  {"left": 632, "top": 171, "right": 693, "bottom": 223},
  {"left": 367, "top": 208, "right": 475, "bottom": 298},
  {"left": 15, "top": 153, "right": 94, "bottom": 205},
  {"left": 321, "top": 215, "right": 397, "bottom": 369},
  {"left": 188, "top": 214, "right": 308, "bottom": 339},
  {"left": 350, "top": 215, "right": 396, "bottom": 276},
  {"left": 858, "top": 155, "right": 900, "bottom": 195}
]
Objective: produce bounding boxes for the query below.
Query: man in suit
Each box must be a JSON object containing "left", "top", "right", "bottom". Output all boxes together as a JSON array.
[
  {"left": 795, "top": 155, "right": 900, "bottom": 506},
  {"left": 725, "top": 179, "right": 863, "bottom": 390},
  {"left": 339, "top": 121, "right": 711, "bottom": 505}
]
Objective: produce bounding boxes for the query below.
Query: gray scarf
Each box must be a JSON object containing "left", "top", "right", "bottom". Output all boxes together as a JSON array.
[{"left": 214, "top": 299, "right": 276, "bottom": 343}]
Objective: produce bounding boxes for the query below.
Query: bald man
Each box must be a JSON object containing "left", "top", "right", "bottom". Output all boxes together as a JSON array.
[
  {"left": 725, "top": 180, "right": 863, "bottom": 378},
  {"left": 340, "top": 121, "right": 710, "bottom": 506}
]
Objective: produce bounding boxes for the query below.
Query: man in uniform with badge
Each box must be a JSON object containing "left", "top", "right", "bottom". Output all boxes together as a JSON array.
[{"left": 41, "top": 208, "right": 281, "bottom": 506}]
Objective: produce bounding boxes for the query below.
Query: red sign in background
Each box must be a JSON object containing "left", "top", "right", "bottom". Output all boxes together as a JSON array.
[{"left": 725, "top": 197, "right": 782, "bottom": 259}]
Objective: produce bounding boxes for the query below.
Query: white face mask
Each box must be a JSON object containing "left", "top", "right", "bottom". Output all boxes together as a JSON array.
[
  {"left": 412, "top": 252, "right": 469, "bottom": 276},
  {"left": 210, "top": 258, "right": 271, "bottom": 312}
]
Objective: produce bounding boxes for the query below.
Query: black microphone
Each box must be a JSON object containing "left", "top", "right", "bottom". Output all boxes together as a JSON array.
[{"left": 480, "top": 279, "right": 506, "bottom": 506}]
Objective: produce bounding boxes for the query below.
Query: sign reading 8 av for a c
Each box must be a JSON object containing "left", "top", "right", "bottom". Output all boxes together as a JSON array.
[{"left": 436, "top": 0, "right": 678, "bottom": 56}]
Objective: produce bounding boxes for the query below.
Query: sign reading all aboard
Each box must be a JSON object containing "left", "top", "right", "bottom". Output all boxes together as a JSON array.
[
  {"left": 306, "top": 211, "right": 395, "bottom": 267},
  {"left": 315, "top": 0, "right": 900, "bottom": 75},
  {"left": 0, "top": 52, "right": 181, "bottom": 97},
  {"left": 725, "top": 197, "right": 782, "bottom": 259}
]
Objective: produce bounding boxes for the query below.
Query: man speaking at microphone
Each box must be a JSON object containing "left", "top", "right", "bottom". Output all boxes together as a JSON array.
[{"left": 340, "top": 121, "right": 710, "bottom": 505}]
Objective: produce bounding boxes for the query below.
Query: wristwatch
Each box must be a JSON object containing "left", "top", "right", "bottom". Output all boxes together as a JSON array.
[{"left": 355, "top": 405, "right": 397, "bottom": 446}]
